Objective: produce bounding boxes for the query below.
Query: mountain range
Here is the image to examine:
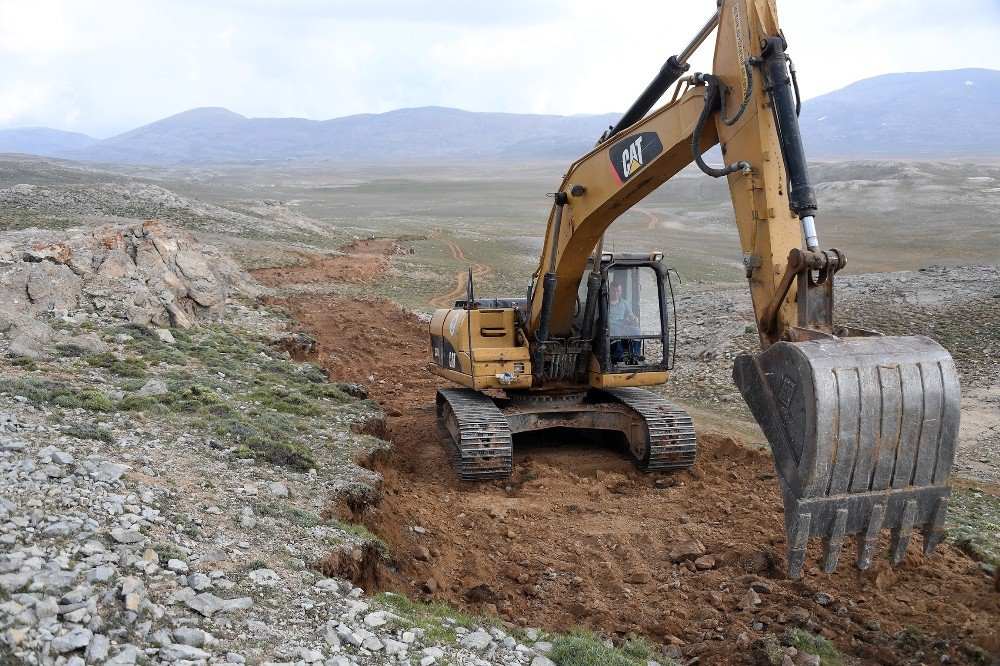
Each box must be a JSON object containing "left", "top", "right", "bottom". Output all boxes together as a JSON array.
[{"left": 1, "top": 68, "right": 997, "bottom": 164}]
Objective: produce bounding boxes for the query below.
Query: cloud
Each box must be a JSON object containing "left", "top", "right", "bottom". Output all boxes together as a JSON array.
[{"left": 0, "top": 0, "right": 996, "bottom": 137}]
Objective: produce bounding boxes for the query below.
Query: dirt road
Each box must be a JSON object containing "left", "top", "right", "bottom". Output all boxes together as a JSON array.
[
  {"left": 254, "top": 256, "right": 999, "bottom": 665},
  {"left": 426, "top": 227, "right": 494, "bottom": 309}
]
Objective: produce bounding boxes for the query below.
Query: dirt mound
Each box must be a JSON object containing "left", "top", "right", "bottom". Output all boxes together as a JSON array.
[{"left": 264, "top": 283, "right": 999, "bottom": 664}]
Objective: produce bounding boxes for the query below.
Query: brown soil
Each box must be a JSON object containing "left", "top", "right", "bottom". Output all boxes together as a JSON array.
[
  {"left": 426, "top": 227, "right": 493, "bottom": 309},
  {"left": 255, "top": 262, "right": 999, "bottom": 665}
]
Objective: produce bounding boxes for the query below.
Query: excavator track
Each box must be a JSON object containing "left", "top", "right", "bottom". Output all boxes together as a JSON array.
[
  {"left": 436, "top": 388, "right": 513, "bottom": 481},
  {"left": 602, "top": 388, "right": 697, "bottom": 472}
]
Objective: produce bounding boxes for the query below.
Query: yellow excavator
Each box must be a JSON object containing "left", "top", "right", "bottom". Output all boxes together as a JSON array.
[{"left": 427, "top": 0, "right": 960, "bottom": 579}]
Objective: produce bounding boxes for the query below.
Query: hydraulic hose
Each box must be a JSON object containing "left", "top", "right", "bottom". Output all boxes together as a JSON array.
[{"left": 692, "top": 75, "right": 751, "bottom": 178}]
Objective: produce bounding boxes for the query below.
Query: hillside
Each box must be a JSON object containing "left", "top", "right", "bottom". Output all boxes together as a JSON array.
[
  {"left": 800, "top": 68, "right": 1000, "bottom": 158},
  {"left": 0, "top": 128, "right": 99, "bottom": 157},
  {"left": 64, "top": 107, "right": 621, "bottom": 165}
]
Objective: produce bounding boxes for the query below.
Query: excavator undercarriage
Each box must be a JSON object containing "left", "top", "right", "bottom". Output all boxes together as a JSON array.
[{"left": 427, "top": 0, "right": 961, "bottom": 579}]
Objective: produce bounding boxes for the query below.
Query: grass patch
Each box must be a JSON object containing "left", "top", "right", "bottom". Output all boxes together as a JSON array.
[
  {"left": 548, "top": 628, "right": 660, "bottom": 666},
  {"left": 9, "top": 355, "right": 38, "bottom": 370},
  {"left": 782, "top": 628, "right": 842, "bottom": 666},
  {"left": 329, "top": 520, "right": 390, "bottom": 558},
  {"left": 287, "top": 508, "right": 322, "bottom": 527},
  {"left": 0, "top": 377, "right": 76, "bottom": 406},
  {"left": 77, "top": 390, "right": 113, "bottom": 412},
  {"left": 64, "top": 422, "right": 114, "bottom": 443},
  {"left": 374, "top": 592, "right": 485, "bottom": 643},
  {"left": 53, "top": 343, "right": 91, "bottom": 358},
  {"left": 86, "top": 352, "right": 147, "bottom": 378},
  {"left": 946, "top": 487, "right": 1000, "bottom": 564},
  {"left": 152, "top": 543, "right": 186, "bottom": 563},
  {"left": 234, "top": 435, "right": 316, "bottom": 471}
]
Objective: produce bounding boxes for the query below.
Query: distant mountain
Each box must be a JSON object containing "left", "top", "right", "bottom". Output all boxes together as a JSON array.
[
  {"left": 800, "top": 68, "right": 1000, "bottom": 158},
  {"left": 5, "top": 68, "right": 998, "bottom": 165},
  {"left": 0, "top": 128, "right": 99, "bottom": 157},
  {"left": 64, "top": 106, "right": 621, "bottom": 165}
]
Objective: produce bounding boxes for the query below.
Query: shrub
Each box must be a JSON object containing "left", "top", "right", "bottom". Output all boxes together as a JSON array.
[{"left": 64, "top": 422, "right": 114, "bottom": 443}]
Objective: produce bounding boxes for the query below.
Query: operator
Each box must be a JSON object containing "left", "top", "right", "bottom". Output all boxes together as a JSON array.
[{"left": 609, "top": 279, "right": 642, "bottom": 361}]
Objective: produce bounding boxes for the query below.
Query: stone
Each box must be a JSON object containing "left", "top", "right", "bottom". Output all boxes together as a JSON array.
[
  {"left": 172, "top": 627, "right": 212, "bottom": 647},
  {"left": 160, "top": 644, "right": 211, "bottom": 661},
  {"left": 136, "top": 380, "right": 169, "bottom": 398},
  {"left": 155, "top": 329, "right": 176, "bottom": 344},
  {"left": 85, "top": 634, "right": 111, "bottom": 662},
  {"left": 267, "top": 481, "right": 289, "bottom": 497},
  {"left": 167, "top": 558, "right": 189, "bottom": 573},
  {"left": 248, "top": 568, "right": 280, "bottom": 586},
  {"left": 668, "top": 540, "right": 706, "bottom": 563},
  {"left": 534, "top": 641, "right": 554, "bottom": 653},
  {"left": 461, "top": 628, "right": 493, "bottom": 650},
  {"left": 91, "top": 462, "right": 127, "bottom": 483},
  {"left": 531, "top": 658, "right": 557, "bottom": 666},
  {"left": 750, "top": 581, "right": 774, "bottom": 594},
  {"left": 815, "top": 592, "right": 834, "bottom": 606},
  {"left": 51, "top": 627, "right": 94, "bottom": 653},
  {"left": 187, "top": 572, "right": 212, "bottom": 591},
  {"left": 110, "top": 528, "right": 143, "bottom": 544}
]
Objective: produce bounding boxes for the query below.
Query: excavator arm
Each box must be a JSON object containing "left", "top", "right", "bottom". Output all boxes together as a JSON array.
[{"left": 526, "top": 0, "right": 960, "bottom": 578}]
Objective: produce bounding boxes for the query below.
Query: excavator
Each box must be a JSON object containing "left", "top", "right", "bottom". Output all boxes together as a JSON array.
[{"left": 427, "top": 0, "right": 960, "bottom": 579}]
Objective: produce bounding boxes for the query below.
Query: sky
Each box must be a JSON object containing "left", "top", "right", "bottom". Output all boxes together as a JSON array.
[{"left": 1, "top": 0, "right": 998, "bottom": 138}]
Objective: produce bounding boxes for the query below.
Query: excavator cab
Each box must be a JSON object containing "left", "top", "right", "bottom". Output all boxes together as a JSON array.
[{"left": 575, "top": 254, "right": 677, "bottom": 378}]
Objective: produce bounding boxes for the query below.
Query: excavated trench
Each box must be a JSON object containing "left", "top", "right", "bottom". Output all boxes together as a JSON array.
[{"left": 253, "top": 256, "right": 999, "bottom": 664}]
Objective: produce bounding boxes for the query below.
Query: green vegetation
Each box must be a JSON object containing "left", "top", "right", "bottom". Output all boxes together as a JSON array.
[
  {"left": 63, "top": 422, "right": 114, "bottom": 443},
  {"left": 946, "top": 487, "right": 1000, "bottom": 564},
  {"left": 0, "top": 377, "right": 80, "bottom": 407},
  {"left": 152, "top": 543, "right": 186, "bottom": 563},
  {"left": 77, "top": 390, "right": 113, "bottom": 412},
  {"left": 374, "top": 592, "right": 489, "bottom": 643},
  {"left": 9, "top": 355, "right": 38, "bottom": 371},
  {"left": 782, "top": 628, "right": 842, "bottom": 666},
  {"left": 329, "top": 520, "right": 390, "bottom": 558},
  {"left": 548, "top": 628, "right": 662, "bottom": 666},
  {"left": 86, "top": 351, "right": 147, "bottom": 378}
]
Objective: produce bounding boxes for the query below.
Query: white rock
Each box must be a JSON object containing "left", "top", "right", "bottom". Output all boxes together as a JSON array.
[
  {"left": 50, "top": 626, "right": 93, "bottom": 653},
  {"left": 267, "top": 482, "right": 289, "bottom": 497},
  {"left": 461, "top": 628, "right": 493, "bottom": 650},
  {"left": 248, "top": 568, "right": 280, "bottom": 586},
  {"left": 531, "top": 658, "right": 557, "bottom": 666},
  {"left": 91, "top": 462, "right": 127, "bottom": 483},
  {"left": 172, "top": 627, "right": 212, "bottom": 647},
  {"left": 136, "top": 379, "right": 169, "bottom": 398},
  {"left": 363, "top": 611, "right": 388, "bottom": 627},
  {"left": 167, "top": 558, "right": 189, "bottom": 573},
  {"left": 85, "top": 634, "right": 111, "bottom": 662},
  {"left": 155, "top": 329, "right": 176, "bottom": 344},
  {"left": 110, "top": 528, "right": 143, "bottom": 544},
  {"left": 160, "top": 644, "right": 210, "bottom": 661}
]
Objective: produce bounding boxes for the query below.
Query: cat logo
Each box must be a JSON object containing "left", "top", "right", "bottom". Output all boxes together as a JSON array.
[
  {"left": 609, "top": 131, "right": 664, "bottom": 185},
  {"left": 622, "top": 136, "right": 644, "bottom": 178}
]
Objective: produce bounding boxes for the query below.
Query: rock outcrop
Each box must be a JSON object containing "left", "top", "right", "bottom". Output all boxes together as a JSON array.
[{"left": 0, "top": 221, "right": 255, "bottom": 357}]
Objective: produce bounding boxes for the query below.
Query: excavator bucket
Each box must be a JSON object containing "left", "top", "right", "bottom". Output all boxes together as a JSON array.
[{"left": 733, "top": 335, "right": 960, "bottom": 579}]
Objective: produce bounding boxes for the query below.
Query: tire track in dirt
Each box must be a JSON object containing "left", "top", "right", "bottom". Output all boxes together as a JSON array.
[{"left": 427, "top": 226, "right": 494, "bottom": 309}]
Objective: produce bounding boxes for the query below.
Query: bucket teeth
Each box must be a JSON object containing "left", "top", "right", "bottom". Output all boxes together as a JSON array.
[
  {"left": 733, "top": 334, "right": 960, "bottom": 579},
  {"left": 857, "top": 503, "right": 885, "bottom": 570},
  {"left": 821, "top": 508, "right": 849, "bottom": 574},
  {"left": 921, "top": 497, "right": 948, "bottom": 556},
  {"left": 787, "top": 512, "right": 811, "bottom": 580},
  {"left": 890, "top": 499, "right": 918, "bottom": 564}
]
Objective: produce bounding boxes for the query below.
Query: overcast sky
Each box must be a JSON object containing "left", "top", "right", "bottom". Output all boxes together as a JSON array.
[{"left": 1, "top": 0, "right": 998, "bottom": 138}]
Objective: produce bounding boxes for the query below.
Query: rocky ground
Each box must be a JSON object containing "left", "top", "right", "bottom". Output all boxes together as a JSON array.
[
  {"left": 0, "top": 224, "right": 622, "bottom": 666},
  {"left": 0, "top": 160, "right": 996, "bottom": 665}
]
